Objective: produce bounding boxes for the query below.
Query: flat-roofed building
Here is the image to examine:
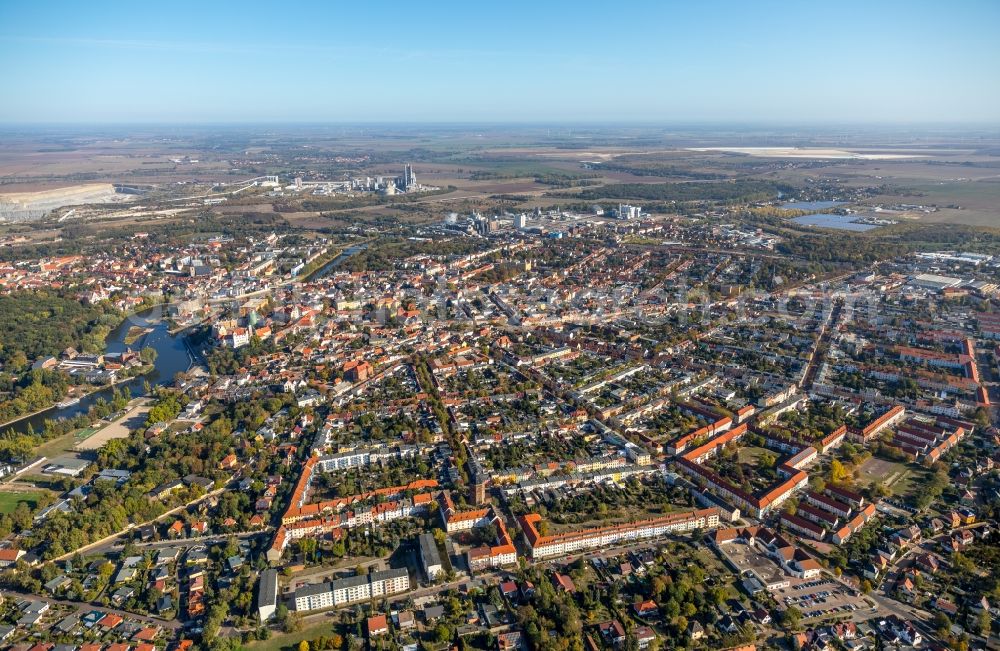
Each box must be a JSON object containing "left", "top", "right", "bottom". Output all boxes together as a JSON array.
[
  {"left": 292, "top": 568, "right": 410, "bottom": 612},
  {"left": 909, "top": 274, "right": 963, "bottom": 291}
]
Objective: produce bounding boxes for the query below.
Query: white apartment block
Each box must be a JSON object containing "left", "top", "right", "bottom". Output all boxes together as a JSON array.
[{"left": 293, "top": 568, "right": 410, "bottom": 612}]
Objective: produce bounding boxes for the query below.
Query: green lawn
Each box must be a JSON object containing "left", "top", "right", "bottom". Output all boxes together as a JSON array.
[
  {"left": 888, "top": 466, "right": 931, "bottom": 499},
  {"left": 247, "top": 621, "right": 340, "bottom": 651},
  {"left": 35, "top": 428, "right": 87, "bottom": 458},
  {"left": 737, "top": 446, "right": 775, "bottom": 465},
  {"left": 0, "top": 490, "right": 43, "bottom": 514}
]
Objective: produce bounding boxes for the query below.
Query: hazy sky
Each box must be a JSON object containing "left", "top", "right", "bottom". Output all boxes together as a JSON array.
[{"left": 1, "top": 0, "right": 998, "bottom": 124}]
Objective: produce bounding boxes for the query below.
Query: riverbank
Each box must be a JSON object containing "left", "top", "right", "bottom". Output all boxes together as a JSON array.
[
  {"left": 0, "top": 405, "right": 59, "bottom": 433},
  {"left": 301, "top": 238, "right": 374, "bottom": 281},
  {"left": 0, "top": 366, "right": 154, "bottom": 434},
  {"left": 2, "top": 303, "right": 199, "bottom": 436},
  {"left": 299, "top": 243, "right": 347, "bottom": 282},
  {"left": 300, "top": 244, "right": 349, "bottom": 281}
]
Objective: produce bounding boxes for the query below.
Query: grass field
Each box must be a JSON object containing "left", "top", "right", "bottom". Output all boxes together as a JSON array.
[
  {"left": 0, "top": 490, "right": 43, "bottom": 514},
  {"left": 247, "top": 621, "right": 339, "bottom": 651},
  {"left": 34, "top": 428, "right": 87, "bottom": 459},
  {"left": 30, "top": 417, "right": 120, "bottom": 460},
  {"left": 887, "top": 466, "right": 931, "bottom": 499},
  {"left": 855, "top": 456, "right": 929, "bottom": 499},
  {"left": 738, "top": 446, "right": 776, "bottom": 465}
]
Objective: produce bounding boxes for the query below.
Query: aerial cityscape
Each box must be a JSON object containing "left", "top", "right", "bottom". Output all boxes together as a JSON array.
[{"left": 0, "top": 2, "right": 999, "bottom": 651}]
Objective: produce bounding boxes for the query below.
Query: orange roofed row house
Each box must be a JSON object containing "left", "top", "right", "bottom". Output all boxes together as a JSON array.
[
  {"left": 848, "top": 405, "right": 906, "bottom": 443},
  {"left": 436, "top": 491, "right": 517, "bottom": 569},
  {"left": 675, "top": 423, "right": 809, "bottom": 518},
  {"left": 267, "top": 450, "right": 439, "bottom": 561},
  {"left": 831, "top": 503, "right": 878, "bottom": 545},
  {"left": 518, "top": 508, "right": 719, "bottom": 560},
  {"left": 666, "top": 414, "right": 735, "bottom": 455}
]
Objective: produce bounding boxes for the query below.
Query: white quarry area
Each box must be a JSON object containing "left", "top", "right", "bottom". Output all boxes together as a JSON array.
[{"left": 0, "top": 183, "right": 134, "bottom": 221}]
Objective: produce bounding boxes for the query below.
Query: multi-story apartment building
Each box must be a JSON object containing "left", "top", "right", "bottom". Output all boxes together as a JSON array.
[
  {"left": 293, "top": 569, "right": 410, "bottom": 612},
  {"left": 518, "top": 508, "right": 719, "bottom": 560}
]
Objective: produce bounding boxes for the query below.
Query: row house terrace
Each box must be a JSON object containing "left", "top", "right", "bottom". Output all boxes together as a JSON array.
[{"left": 518, "top": 507, "right": 719, "bottom": 560}]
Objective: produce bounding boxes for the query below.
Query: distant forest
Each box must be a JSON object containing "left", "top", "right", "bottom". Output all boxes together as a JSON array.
[
  {"left": 593, "top": 161, "right": 728, "bottom": 179},
  {"left": 563, "top": 180, "right": 790, "bottom": 203}
]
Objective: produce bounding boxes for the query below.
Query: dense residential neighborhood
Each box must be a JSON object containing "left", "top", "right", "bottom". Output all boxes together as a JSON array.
[{"left": 0, "top": 196, "right": 998, "bottom": 651}]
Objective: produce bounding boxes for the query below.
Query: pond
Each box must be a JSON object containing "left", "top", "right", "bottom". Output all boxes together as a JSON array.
[{"left": 790, "top": 214, "right": 878, "bottom": 232}]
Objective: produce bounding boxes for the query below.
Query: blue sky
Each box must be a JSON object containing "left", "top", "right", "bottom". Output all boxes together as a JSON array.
[{"left": 0, "top": 0, "right": 998, "bottom": 123}]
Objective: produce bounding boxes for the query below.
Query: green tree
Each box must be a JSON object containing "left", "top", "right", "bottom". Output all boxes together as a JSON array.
[
  {"left": 8, "top": 350, "right": 28, "bottom": 373},
  {"left": 780, "top": 606, "right": 802, "bottom": 630},
  {"left": 977, "top": 610, "right": 991, "bottom": 637},
  {"left": 433, "top": 624, "right": 452, "bottom": 643}
]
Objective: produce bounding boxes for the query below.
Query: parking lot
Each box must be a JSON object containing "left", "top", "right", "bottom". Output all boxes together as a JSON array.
[{"left": 774, "top": 579, "right": 869, "bottom": 621}]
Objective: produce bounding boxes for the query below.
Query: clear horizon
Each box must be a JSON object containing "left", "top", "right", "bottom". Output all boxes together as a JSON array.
[
  {"left": 3, "top": 120, "right": 1000, "bottom": 127},
  {"left": 1, "top": 0, "right": 999, "bottom": 124}
]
